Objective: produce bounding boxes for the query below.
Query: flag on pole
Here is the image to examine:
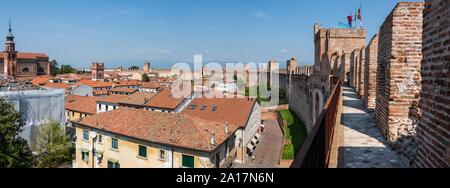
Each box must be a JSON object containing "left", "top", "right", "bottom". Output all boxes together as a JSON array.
[
  {"left": 347, "top": 15, "right": 353, "bottom": 27},
  {"left": 357, "top": 5, "right": 362, "bottom": 21}
]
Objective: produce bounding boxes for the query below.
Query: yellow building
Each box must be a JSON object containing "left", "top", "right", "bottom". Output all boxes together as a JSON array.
[{"left": 72, "top": 108, "right": 237, "bottom": 168}]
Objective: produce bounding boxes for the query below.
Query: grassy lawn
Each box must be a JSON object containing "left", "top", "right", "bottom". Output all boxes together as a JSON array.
[{"left": 279, "top": 110, "right": 308, "bottom": 160}]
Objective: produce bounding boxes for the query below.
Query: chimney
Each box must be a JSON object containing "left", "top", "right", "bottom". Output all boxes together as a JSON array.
[
  {"left": 210, "top": 133, "right": 216, "bottom": 146},
  {"left": 224, "top": 122, "right": 229, "bottom": 134}
]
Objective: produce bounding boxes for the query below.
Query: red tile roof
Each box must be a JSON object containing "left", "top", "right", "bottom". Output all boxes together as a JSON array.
[
  {"left": 182, "top": 97, "right": 257, "bottom": 128},
  {"left": 76, "top": 108, "right": 237, "bottom": 151},
  {"left": 144, "top": 89, "right": 186, "bottom": 110},
  {"left": 96, "top": 94, "right": 129, "bottom": 104},
  {"left": 119, "top": 92, "right": 157, "bottom": 106},
  {"left": 65, "top": 95, "right": 100, "bottom": 115},
  {"left": 109, "top": 87, "right": 137, "bottom": 94},
  {"left": 1, "top": 52, "right": 48, "bottom": 59},
  {"left": 139, "top": 82, "right": 161, "bottom": 89},
  {"left": 43, "top": 82, "right": 71, "bottom": 90},
  {"left": 31, "top": 75, "right": 53, "bottom": 86}
]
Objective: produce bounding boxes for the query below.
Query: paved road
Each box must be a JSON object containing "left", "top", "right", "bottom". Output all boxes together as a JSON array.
[
  {"left": 233, "top": 112, "right": 284, "bottom": 168},
  {"left": 338, "top": 87, "right": 405, "bottom": 168}
]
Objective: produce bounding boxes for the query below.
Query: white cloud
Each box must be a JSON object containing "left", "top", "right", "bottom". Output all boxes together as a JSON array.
[
  {"left": 281, "top": 49, "right": 289, "bottom": 53},
  {"left": 252, "top": 12, "right": 270, "bottom": 19},
  {"left": 115, "top": 9, "right": 134, "bottom": 15}
]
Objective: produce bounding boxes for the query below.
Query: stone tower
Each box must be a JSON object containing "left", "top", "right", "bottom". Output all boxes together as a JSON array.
[
  {"left": 3, "top": 20, "right": 17, "bottom": 77},
  {"left": 91, "top": 62, "right": 104, "bottom": 81},
  {"left": 143, "top": 60, "right": 151, "bottom": 72},
  {"left": 268, "top": 60, "right": 277, "bottom": 86}
]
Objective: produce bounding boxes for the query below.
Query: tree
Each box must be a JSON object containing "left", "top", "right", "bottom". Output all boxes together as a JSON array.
[
  {"left": 129, "top": 66, "right": 139, "bottom": 71},
  {"left": 59, "top": 65, "right": 77, "bottom": 74},
  {"left": 0, "top": 98, "right": 35, "bottom": 168},
  {"left": 49, "top": 59, "right": 60, "bottom": 76},
  {"left": 142, "top": 73, "right": 150, "bottom": 82},
  {"left": 35, "top": 121, "right": 74, "bottom": 168}
]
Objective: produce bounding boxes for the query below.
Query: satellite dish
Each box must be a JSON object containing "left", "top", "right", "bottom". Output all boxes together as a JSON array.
[{"left": 90, "top": 132, "right": 97, "bottom": 139}]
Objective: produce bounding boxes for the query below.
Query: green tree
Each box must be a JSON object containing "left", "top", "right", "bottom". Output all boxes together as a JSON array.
[
  {"left": 129, "top": 66, "right": 139, "bottom": 71},
  {"left": 0, "top": 98, "right": 35, "bottom": 168},
  {"left": 49, "top": 59, "right": 60, "bottom": 76},
  {"left": 142, "top": 73, "right": 150, "bottom": 82},
  {"left": 36, "top": 121, "right": 74, "bottom": 168},
  {"left": 59, "top": 65, "right": 77, "bottom": 74}
]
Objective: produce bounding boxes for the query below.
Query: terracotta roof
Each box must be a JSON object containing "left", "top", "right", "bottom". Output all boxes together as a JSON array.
[
  {"left": 182, "top": 97, "right": 257, "bottom": 128},
  {"left": 140, "top": 82, "right": 161, "bottom": 89},
  {"left": 109, "top": 87, "right": 137, "bottom": 94},
  {"left": 114, "top": 81, "right": 141, "bottom": 87},
  {"left": 65, "top": 95, "right": 99, "bottom": 115},
  {"left": 144, "top": 89, "right": 186, "bottom": 110},
  {"left": 93, "top": 90, "right": 109, "bottom": 96},
  {"left": 43, "top": 82, "right": 71, "bottom": 90},
  {"left": 96, "top": 94, "right": 129, "bottom": 104},
  {"left": 1, "top": 52, "right": 48, "bottom": 59},
  {"left": 78, "top": 79, "right": 113, "bottom": 88},
  {"left": 119, "top": 92, "right": 157, "bottom": 106},
  {"left": 31, "top": 75, "right": 53, "bottom": 86},
  {"left": 76, "top": 108, "right": 236, "bottom": 152}
]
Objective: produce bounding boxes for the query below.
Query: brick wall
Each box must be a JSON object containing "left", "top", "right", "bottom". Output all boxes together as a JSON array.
[
  {"left": 413, "top": 0, "right": 449, "bottom": 168},
  {"left": 363, "top": 34, "right": 379, "bottom": 110},
  {"left": 357, "top": 47, "right": 366, "bottom": 97},
  {"left": 375, "top": 2, "right": 425, "bottom": 165}
]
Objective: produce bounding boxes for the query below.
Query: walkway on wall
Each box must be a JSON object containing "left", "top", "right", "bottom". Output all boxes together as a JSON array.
[{"left": 338, "top": 87, "right": 405, "bottom": 168}]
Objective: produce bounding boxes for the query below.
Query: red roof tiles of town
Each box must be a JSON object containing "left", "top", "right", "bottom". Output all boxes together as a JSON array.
[
  {"left": 182, "top": 97, "right": 257, "bottom": 128},
  {"left": 76, "top": 108, "right": 237, "bottom": 151},
  {"left": 109, "top": 87, "right": 137, "bottom": 94},
  {"left": 119, "top": 92, "right": 157, "bottom": 106},
  {"left": 144, "top": 89, "right": 185, "bottom": 110},
  {"left": 31, "top": 75, "right": 53, "bottom": 86},
  {"left": 65, "top": 95, "right": 100, "bottom": 115},
  {"left": 139, "top": 82, "right": 161, "bottom": 89},
  {"left": 43, "top": 82, "right": 71, "bottom": 90},
  {"left": 96, "top": 94, "right": 129, "bottom": 104},
  {"left": 1, "top": 52, "right": 48, "bottom": 59}
]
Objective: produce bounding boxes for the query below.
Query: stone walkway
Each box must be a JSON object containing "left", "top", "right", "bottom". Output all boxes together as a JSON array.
[{"left": 338, "top": 87, "right": 405, "bottom": 168}]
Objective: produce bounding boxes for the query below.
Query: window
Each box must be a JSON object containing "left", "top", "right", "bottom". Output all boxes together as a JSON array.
[
  {"left": 98, "top": 104, "right": 101, "bottom": 109},
  {"left": 200, "top": 106, "right": 207, "bottom": 111},
  {"left": 107, "top": 161, "right": 120, "bottom": 168},
  {"left": 106, "top": 105, "right": 109, "bottom": 110},
  {"left": 98, "top": 135, "right": 102, "bottom": 144},
  {"left": 72, "top": 111, "right": 75, "bottom": 116},
  {"left": 212, "top": 106, "right": 218, "bottom": 112},
  {"left": 82, "top": 130, "right": 89, "bottom": 141},
  {"left": 113, "top": 106, "right": 117, "bottom": 110},
  {"left": 159, "top": 150, "right": 166, "bottom": 160},
  {"left": 22, "top": 67, "right": 29, "bottom": 73},
  {"left": 111, "top": 138, "right": 119, "bottom": 150},
  {"left": 81, "top": 151, "right": 89, "bottom": 161},
  {"left": 188, "top": 105, "right": 197, "bottom": 110},
  {"left": 182, "top": 155, "right": 194, "bottom": 168},
  {"left": 138, "top": 145, "right": 147, "bottom": 158}
]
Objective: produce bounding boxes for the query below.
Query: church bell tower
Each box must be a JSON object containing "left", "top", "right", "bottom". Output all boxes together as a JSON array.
[{"left": 3, "top": 20, "right": 17, "bottom": 77}]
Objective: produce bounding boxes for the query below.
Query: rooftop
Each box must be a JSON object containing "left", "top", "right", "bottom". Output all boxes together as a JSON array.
[
  {"left": 76, "top": 108, "right": 237, "bottom": 152},
  {"left": 65, "top": 95, "right": 99, "bottom": 115},
  {"left": 96, "top": 94, "right": 129, "bottom": 104},
  {"left": 109, "top": 87, "right": 137, "bottom": 94},
  {"left": 119, "top": 92, "right": 157, "bottom": 106},
  {"left": 182, "top": 97, "right": 257, "bottom": 127},
  {"left": 144, "top": 89, "right": 186, "bottom": 110}
]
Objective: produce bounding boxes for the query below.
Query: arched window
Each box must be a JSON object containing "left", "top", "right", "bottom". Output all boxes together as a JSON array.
[{"left": 22, "top": 67, "right": 30, "bottom": 73}]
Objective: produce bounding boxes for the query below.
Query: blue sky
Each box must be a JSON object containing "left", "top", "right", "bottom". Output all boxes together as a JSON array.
[{"left": 0, "top": 0, "right": 422, "bottom": 68}]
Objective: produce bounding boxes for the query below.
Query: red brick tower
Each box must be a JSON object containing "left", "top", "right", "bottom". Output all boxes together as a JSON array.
[
  {"left": 91, "top": 62, "right": 104, "bottom": 81},
  {"left": 3, "top": 20, "right": 17, "bottom": 77}
]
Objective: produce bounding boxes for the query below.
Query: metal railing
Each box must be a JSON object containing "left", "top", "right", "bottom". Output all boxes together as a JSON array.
[{"left": 290, "top": 78, "right": 342, "bottom": 168}]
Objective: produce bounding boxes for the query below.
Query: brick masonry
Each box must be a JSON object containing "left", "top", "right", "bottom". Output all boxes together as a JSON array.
[
  {"left": 375, "top": 2, "right": 425, "bottom": 165},
  {"left": 363, "top": 34, "right": 379, "bottom": 110},
  {"left": 413, "top": 0, "right": 449, "bottom": 168},
  {"left": 357, "top": 47, "right": 366, "bottom": 97}
]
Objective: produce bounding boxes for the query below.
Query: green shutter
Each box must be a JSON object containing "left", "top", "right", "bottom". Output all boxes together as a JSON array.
[
  {"left": 138, "top": 145, "right": 147, "bottom": 157},
  {"left": 182, "top": 155, "right": 194, "bottom": 168}
]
